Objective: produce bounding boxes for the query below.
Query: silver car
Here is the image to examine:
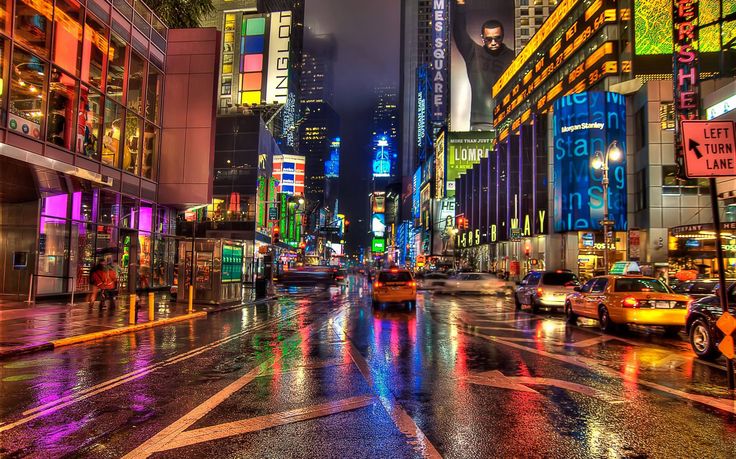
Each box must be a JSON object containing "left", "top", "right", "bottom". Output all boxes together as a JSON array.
[
  {"left": 515, "top": 270, "right": 580, "bottom": 313},
  {"left": 443, "top": 272, "right": 508, "bottom": 295},
  {"left": 417, "top": 272, "right": 449, "bottom": 290}
]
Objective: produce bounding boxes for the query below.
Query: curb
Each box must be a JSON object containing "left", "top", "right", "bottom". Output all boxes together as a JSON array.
[{"left": 0, "top": 295, "right": 280, "bottom": 359}]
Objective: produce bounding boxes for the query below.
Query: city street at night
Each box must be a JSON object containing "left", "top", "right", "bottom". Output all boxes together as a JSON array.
[{"left": 2, "top": 277, "right": 735, "bottom": 458}]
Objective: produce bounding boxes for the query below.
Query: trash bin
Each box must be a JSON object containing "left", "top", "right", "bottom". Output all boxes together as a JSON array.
[{"left": 255, "top": 277, "right": 268, "bottom": 299}]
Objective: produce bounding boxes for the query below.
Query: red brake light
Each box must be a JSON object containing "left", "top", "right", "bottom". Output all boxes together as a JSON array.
[
  {"left": 537, "top": 287, "right": 543, "bottom": 296},
  {"left": 374, "top": 281, "right": 382, "bottom": 288},
  {"left": 391, "top": 268, "right": 398, "bottom": 272},
  {"left": 623, "top": 297, "right": 638, "bottom": 308},
  {"left": 410, "top": 281, "right": 417, "bottom": 287}
]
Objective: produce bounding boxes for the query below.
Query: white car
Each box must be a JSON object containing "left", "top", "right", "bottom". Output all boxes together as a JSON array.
[
  {"left": 417, "top": 272, "right": 449, "bottom": 290},
  {"left": 443, "top": 272, "right": 508, "bottom": 295}
]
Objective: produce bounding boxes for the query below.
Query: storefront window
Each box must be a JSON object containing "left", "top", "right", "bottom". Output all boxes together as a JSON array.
[
  {"left": 127, "top": 51, "right": 145, "bottom": 115},
  {"left": 38, "top": 217, "right": 69, "bottom": 294},
  {"left": 9, "top": 48, "right": 48, "bottom": 139},
  {"left": 77, "top": 86, "right": 102, "bottom": 158},
  {"left": 145, "top": 66, "right": 161, "bottom": 123},
  {"left": 107, "top": 34, "right": 128, "bottom": 104},
  {"left": 72, "top": 188, "right": 96, "bottom": 221},
  {"left": 120, "top": 195, "right": 137, "bottom": 228},
  {"left": 53, "top": 0, "right": 83, "bottom": 76},
  {"left": 15, "top": 0, "right": 52, "bottom": 58},
  {"left": 152, "top": 234, "right": 174, "bottom": 287},
  {"left": 123, "top": 112, "right": 141, "bottom": 174},
  {"left": 0, "top": 39, "right": 8, "bottom": 122},
  {"left": 47, "top": 67, "right": 78, "bottom": 149},
  {"left": 138, "top": 202, "right": 153, "bottom": 232},
  {"left": 138, "top": 231, "right": 152, "bottom": 288},
  {"left": 42, "top": 193, "right": 69, "bottom": 218},
  {"left": 0, "top": 0, "right": 11, "bottom": 34},
  {"left": 102, "top": 99, "right": 123, "bottom": 166},
  {"left": 70, "top": 221, "right": 95, "bottom": 291},
  {"left": 81, "top": 15, "right": 108, "bottom": 90},
  {"left": 98, "top": 190, "right": 119, "bottom": 225},
  {"left": 142, "top": 122, "right": 158, "bottom": 180},
  {"left": 96, "top": 225, "right": 118, "bottom": 262}
]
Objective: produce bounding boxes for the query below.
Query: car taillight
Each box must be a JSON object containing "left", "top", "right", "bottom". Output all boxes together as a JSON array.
[
  {"left": 537, "top": 287, "right": 543, "bottom": 296},
  {"left": 622, "top": 297, "right": 638, "bottom": 308},
  {"left": 409, "top": 281, "right": 417, "bottom": 287},
  {"left": 374, "top": 281, "right": 382, "bottom": 288}
]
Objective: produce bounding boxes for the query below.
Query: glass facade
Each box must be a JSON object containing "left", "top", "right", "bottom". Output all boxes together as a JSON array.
[
  {"left": 0, "top": 0, "right": 163, "bottom": 180},
  {"left": 38, "top": 188, "right": 177, "bottom": 294}
]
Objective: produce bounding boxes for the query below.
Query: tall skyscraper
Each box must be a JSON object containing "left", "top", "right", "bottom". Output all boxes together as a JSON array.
[
  {"left": 299, "top": 102, "right": 340, "bottom": 211},
  {"left": 300, "top": 33, "right": 337, "bottom": 104},
  {"left": 514, "top": 0, "right": 557, "bottom": 51},
  {"left": 370, "top": 85, "right": 400, "bottom": 180}
]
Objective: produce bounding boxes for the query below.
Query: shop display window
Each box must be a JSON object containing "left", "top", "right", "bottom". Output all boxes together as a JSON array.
[
  {"left": 142, "top": 122, "right": 158, "bottom": 180},
  {"left": 37, "top": 217, "right": 69, "bottom": 294},
  {"left": 70, "top": 221, "right": 95, "bottom": 291},
  {"left": 95, "top": 224, "right": 118, "bottom": 261},
  {"left": 42, "top": 193, "right": 69, "bottom": 218},
  {"left": 106, "top": 34, "right": 127, "bottom": 104},
  {"left": 152, "top": 234, "right": 174, "bottom": 287},
  {"left": 101, "top": 99, "right": 123, "bottom": 166},
  {"left": 53, "top": 0, "right": 83, "bottom": 76},
  {"left": 77, "top": 85, "right": 102, "bottom": 158},
  {"left": 145, "top": 66, "right": 161, "bottom": 123},
  {"left": 122, "top": 111, "right": 141, "bottom": 174},
  {"left": 9, "top": 48, "right": 48, "bottom": 139},
  {"left": 138, "top": 231, "right": 152, "bottom": 288},
  {"left": 127, "top": 51, "right": 145, "bottom": 115},
  {"left": 120, "top": 195, "right": 137, "bottom": 228},
  {"left": 81, "top": 15, "right": 108, "bottom": 90},
  {"left": 138, "top": 202, "right": 153, "bottom": 232},
  {"left": 47, "top": 67, "right": 78, "bottom": 150},
  {"left": 72, "top": 188, "right": 96, "bottom": 221},
  {"left": 14, "top": 0, "right": 52, "bottom": 58},
  {"left": 0, "top": 39, "right": 9, "bottom": 123},
  {"left": 0, "top": 0, "right": 11, "bottom": 34},
  {"left": 98, "top": 190, "right": 119, "bottom": 225}
]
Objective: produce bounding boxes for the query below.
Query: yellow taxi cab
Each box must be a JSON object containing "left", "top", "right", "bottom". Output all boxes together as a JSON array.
[
  {"left": 564, "top": 275, "right": 692, "bottom": 335},
  {"left": 372, "top": 268, "right": 417, "bottom": 309}
]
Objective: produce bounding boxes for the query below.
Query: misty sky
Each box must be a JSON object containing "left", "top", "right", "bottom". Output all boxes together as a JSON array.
[{"left": 304, "top": 0, "right": 400, "bottom": 251}]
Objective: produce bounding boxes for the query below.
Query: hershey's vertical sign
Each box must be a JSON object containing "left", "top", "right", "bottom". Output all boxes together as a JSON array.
[{"left": 673, "top": 0, "right": 700, "bottom": 178}]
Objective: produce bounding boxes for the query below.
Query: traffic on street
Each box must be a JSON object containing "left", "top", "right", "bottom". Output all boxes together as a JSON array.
[{"left": 2, "top": 275, "right": 735, "bottom": 458}]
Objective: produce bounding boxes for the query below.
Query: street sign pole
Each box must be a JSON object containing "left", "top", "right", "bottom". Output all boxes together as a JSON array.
[{"left": 709, "top": 177, "right": 735, "bottom": 391}]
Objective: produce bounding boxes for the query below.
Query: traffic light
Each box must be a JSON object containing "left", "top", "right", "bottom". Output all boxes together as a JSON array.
[
  {"left": 272, "top": 226, "right": 280, "bottom": 244},
  {"left": 344, "top": 219, "right": 350, "bottom": 233}
]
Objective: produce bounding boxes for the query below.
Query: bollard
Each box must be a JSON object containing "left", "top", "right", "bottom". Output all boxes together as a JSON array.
[
  {"left": 148, "top": 292, "right": 155, "bottom": 321},
  {"left": 188, "top": 285, "right": 194, "bottom": 314},
  {"left": 26, "top": 274, "right": 34, "bottom": 304},
  {"left": 129, "top": 295, "right": 136, "bottom": 324},
  {"left": 69, "top": 277, "right": 76, "bottom": 306}
]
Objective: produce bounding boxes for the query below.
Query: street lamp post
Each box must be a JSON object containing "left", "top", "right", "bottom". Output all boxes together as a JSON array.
[{"left": 592, "top": 140, "right": 622, "bottom": 274}]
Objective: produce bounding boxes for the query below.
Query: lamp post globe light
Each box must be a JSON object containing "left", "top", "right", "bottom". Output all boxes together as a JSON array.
[{"left": 591, "top": 140, "right": 622, "bottom": 274}]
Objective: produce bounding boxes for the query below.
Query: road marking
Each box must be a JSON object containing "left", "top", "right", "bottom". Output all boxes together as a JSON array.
[
  {"left": 641, "top": 354, "right": 689, "bottom": 371},
  {"left": 331, "top": 316, "right": 442, "bottom": 459},
  {"left": 464, "top": 370, "right": 624, "bottom": 403},
  {"left": 567, "top": 335, "right": 633, "bottom": 348},
  {"left": 0, "top": 308, "right": 302, "bottom": 434},
  {"left": 157, "top": 396, "right": 375, "bottom": 452}
]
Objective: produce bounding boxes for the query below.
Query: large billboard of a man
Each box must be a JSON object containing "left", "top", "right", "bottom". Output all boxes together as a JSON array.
[{"left": 451, "top": 0, "right": 515, "bottom": 131}]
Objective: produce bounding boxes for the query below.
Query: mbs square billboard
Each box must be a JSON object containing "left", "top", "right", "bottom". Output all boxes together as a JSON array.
[{"left": 553, "top": 91, "right": 627, "bottom": 233}]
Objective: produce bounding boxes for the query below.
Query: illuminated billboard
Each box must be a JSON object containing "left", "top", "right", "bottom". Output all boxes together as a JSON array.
[
  {"left": 273, "top": 154, "right": 305, "bottom": 195},
  {"left": 435, "top": 131, "right": 446, "bottom": 199},
  {"left": 446, "top": 132, "right": 491, "bottom": 197},
  {"left": 218, "top": 11, "right": 292, "bottom": 110},
  {"left": 412, "top": 167, "right": 422, "bottom": 220},
  {"left": 325, "top": 137, "right": 340, "bottom": 178},
  {"left": 372, "top": 137, "right": 392, "bottom": 178},
  {"left": 450, "top": 0, "right": 514, "bottom": 131},
  {"left": 432, "top": 0, "right": 448, "bottom": 122},
  {"left": 371, "top": 238, "right": 385, "bottom": 253},
  {"left": 553, "top": 91, "right": 627, "bottom": 232},
  {"left": 372, "top": 213, "right": 386, "bottom": 237},
  {"left": 371, "top": 192, "right": 386, "bottom": 213}
]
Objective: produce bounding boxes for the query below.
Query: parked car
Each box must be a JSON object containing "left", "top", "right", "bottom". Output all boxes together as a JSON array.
[
  {"left": 372, "top": 268, "right": 417, "bottom": 309},
  {"left": 673, "top": 279, "right": 736, "bottom": 299},
  {"left": 565, "top": 275, "right": 691, "bottom": 334},
  {"left": 442, "top": 272, "right": 507, "bottom": 295},
  {"left": 417, "top": 272, "right": 449, "bottom": 290},
  {"left": 515, "top": 270, "right": 580, "bottom": 313},
  {"left": 685, "top": 283, "right": 736, "bottom": 360}
]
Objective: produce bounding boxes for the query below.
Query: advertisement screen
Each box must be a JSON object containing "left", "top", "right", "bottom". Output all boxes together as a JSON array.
[
  {"left": 273, "top": 154, "right": 305, "bottom": 195},
  {"left": 325, "top": 138, "right": 340, "bottom": 178},
  {"left": 553, "top": 91, "right": 627, "bottom": 232},
  {"left": 432, "top": 198, "right": 456, "bottom": 255},
  {"left": 412, "top": 167, "right": 422, "bottom": 220},
  {"left": 371, "top": 192, "right": 386, "bottom": 213},
  {"left": 372, "top": 213, "right": 386, "bottom": 236},
  {"left": 446, "top": 132, "right": 492, "bottom": 197},
  {"left": 372, "top": 238, "right": 385, "bottom": 253},
  {"left": 450, "top": 0, "right": 515, "bottom": 131}
]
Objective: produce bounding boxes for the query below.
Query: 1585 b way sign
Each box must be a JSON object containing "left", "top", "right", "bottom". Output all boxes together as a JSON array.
[{"left": 681, "top": 120, "right": 736, "bottom": 178}]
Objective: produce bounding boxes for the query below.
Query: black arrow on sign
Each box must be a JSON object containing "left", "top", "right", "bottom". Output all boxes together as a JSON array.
[{"left": 689, "top": 138, "right": 703, "bottom": 159}]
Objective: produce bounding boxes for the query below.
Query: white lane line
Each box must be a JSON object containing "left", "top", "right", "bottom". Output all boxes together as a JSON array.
[
  {"left": 123, "top": 302, "right": 348, "bottom": 459},
  {"left": 331, "top": 316, "right": 442, "bottom": 459},
  {"left": 471, "top": 332, "right": 736, "bottom": 415},
  {"left": 0, "top": 310, "right": 300, "bottom": 433},
  {"left": 157, "top": 395, "right": 375, "bottom": 452}
]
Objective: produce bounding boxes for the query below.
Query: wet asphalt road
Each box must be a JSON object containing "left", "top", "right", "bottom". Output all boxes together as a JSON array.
[{"left": 1, "top": 275, "right": 736, "bottom": 458}]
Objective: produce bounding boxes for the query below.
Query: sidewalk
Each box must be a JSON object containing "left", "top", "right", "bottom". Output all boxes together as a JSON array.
[{"left": 0, "top": 289, "right": 263, "bottom": 358}]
